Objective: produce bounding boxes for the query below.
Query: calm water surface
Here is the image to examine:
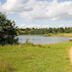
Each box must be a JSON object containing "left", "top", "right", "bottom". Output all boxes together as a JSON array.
[{"left": 17, "top": 35, "right": 69, "bottom": 44}]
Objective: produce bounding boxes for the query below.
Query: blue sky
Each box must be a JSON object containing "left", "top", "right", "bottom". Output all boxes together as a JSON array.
[{"left": 0, "top": 0, "right": 72, "bottom": 28}]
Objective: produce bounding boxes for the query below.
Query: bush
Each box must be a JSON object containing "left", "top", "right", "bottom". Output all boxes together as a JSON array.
[{"left": 0, "top": 12, "right": 18, "bottom": 45}]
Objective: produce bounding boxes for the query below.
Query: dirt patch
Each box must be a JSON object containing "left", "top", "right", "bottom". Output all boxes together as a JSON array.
[{"left": 69, "top": 47, "right": 72, "bottom": 64}]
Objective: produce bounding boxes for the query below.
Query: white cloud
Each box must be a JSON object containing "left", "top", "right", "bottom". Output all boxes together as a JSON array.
[
  {"left": 2, "top": 0, "right": 17, "bottom": 12},
  {"left": 1, "top": 0, "right": 72, "bottom": 20},
  {"left": 19, "top": 23, "right": 50, "bottom": 28},
  {"left": 46, "top": 1, "right": 72, "bottom": 20},
  {"left": 0, "top": 3, "right": 5, "bottom": 12}
]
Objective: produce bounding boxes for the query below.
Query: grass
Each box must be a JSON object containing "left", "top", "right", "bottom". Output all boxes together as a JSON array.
[
  {"left": 0, "top": 41, "right": 72, "bottom": 72},
  {"left": 54, "top": 33, "right": 72, "bottom": 38},
  {"left": 44, "top": 33, "right": 72, "bottom": 38}
]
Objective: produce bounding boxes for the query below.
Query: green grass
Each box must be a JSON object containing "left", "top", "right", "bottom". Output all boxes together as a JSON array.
[
  {"left": 0, "top": 41, "right": 72, "bottom": 72},
  {"left": 44, "top": 33, "right": 72, "bottom": 38}
]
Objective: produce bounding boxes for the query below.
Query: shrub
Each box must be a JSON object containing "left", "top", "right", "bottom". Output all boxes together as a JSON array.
[{"left": 0, "top": 12, "right": 18, "bottom": 45}]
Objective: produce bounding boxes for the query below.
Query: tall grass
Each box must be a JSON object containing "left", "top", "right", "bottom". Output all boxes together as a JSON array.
[
  {"left": 0, "top": 59, "right": 15, "bottom": 72},
  {"left": 0, "top": 41, "right": 72, "bottom": 72}
]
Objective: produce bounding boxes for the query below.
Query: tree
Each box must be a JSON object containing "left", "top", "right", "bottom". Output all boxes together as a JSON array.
[{"left": 0, "top": 12, "right": 18, "bottom": 44}]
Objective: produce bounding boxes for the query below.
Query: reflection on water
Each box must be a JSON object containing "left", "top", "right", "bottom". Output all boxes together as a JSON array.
[{"left": 17, "top": 35, "right": 69, "bottom": 44}]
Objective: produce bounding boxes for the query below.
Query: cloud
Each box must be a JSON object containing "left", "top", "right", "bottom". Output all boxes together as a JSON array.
[
  {"left": 1, "top": 0, "right": 72, "bottom": 20},
  {"left": 47, "top": 1, "right": 72, "bottom": 20},
  {"left": 2, "top": 0, "right": 17, "bottom": 12},
  {"left": 20, "top": 0, "right": 72, "bottom": 20},
  {"left": 0, "top": 3, "right": 5, "bottom": 12},
  {"left": 2, "top": 0, "right": 34, "bottom": 12}
]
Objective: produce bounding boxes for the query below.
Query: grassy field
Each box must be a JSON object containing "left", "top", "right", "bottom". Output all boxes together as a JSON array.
[
  {"left": 0, "top": 41, "right": 72, "bottom": 72},
  {"left": 44, "top": 33, "right": 72, "bottom": 38}
]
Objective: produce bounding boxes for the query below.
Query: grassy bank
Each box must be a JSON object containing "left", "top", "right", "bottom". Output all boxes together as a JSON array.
[
  {"left": 44, "top": 33, "right": 72, "bottom": 38},
  {"left": 0, "top": 41, "right": 72, "bottom": 72}
]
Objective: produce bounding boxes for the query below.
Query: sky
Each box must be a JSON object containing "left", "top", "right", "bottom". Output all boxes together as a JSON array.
[{"left": 0, "top": 0, "right": 72, "bottom": 28}]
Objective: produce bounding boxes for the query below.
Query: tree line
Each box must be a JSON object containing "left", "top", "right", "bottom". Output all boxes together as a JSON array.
[{"left": 19, "top": 27, "right": 72, "bottom": 35}]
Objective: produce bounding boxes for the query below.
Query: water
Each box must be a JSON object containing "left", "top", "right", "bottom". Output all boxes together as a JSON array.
[{"left": 17, "top": 35, "right": 69, "bottom": 44}]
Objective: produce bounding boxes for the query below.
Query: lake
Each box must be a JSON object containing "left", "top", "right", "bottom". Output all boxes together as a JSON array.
[{"left": 17, "top": 35, "right": 69, "bottom": 44}]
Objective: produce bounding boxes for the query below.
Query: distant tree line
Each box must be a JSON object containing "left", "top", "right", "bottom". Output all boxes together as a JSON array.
[{"left": 19, "top": 27, "right": 72, "bottom": 35}]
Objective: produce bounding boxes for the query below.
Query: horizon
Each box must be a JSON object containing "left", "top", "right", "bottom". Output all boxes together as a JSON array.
[
  {"left": 0, "top": 0, "right": 72, "bottom": 28},
  {"left": 18, "top": 26, "right": 72, "bottom": 29}
]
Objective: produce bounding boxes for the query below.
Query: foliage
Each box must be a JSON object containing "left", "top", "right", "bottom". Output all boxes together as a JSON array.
[
  {"left": 0, "top": 12, "right": 18, "bottom": 44},
  {"left": 19, "top": 27, "right": 72, "bottom": 35}
]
